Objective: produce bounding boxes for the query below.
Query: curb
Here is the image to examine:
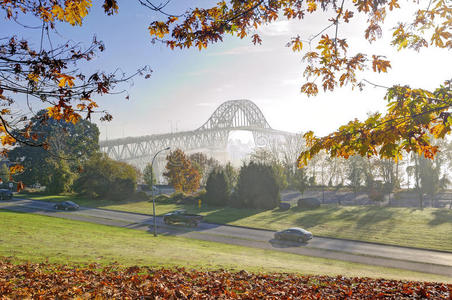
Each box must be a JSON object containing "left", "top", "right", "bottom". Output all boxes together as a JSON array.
[{"left": 205, "top": 222, "right": 452, "bottom": 254}]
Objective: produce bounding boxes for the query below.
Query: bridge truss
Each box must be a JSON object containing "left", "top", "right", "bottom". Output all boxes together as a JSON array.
[{"left": 99, "top": 99, "right": 301, "bottom": 169}]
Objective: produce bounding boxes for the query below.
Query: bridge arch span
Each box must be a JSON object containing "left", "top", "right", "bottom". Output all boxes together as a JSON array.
[
  {"left": 99, "top": 99, "right": 297, "bottom": 168},
  {"left": 197, "top": 99, "right": 271, "bottom": 131}
]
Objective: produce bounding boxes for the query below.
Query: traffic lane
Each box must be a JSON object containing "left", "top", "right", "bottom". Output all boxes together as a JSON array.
[
  {"left": 156, "top": 225, "right": 452, "bottom": 277},
  {"left": 3, "top": 199, "right": 452, "bottom": 268},
  {"left": 307, "top": 236, "right": 452, "bottom": 267},
  {"left": 0, "top": 201, "right": 135, "bottom": 227},
  {"left": 0, "top": 199, "right": 159, "bottom": 227},
  {"left": 178, "top": 221, "right": 452, "bottom": 267},
  {"left": 4, "top": 199, "right": 153, "bottom": 223}
]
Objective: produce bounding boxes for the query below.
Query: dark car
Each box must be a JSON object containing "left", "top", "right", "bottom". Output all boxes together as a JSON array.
[
  {"left": 0, "top": 189, "right": 13, "bottom": 200},
  {"left": 163, "top": 210, "right": 203, "bottom": 227},
  {"left": 53, "top": 201, "right": 79, "bottom": 211},
  {"left": 274, "top": 227, "right": 313, "bottom": 243}
]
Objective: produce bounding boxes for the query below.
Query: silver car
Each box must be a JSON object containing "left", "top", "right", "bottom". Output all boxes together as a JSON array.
[{"left": 274, "top": 227, "right": 313, "bottom": 243}]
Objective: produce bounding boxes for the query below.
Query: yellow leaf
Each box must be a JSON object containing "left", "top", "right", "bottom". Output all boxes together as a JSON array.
[
  {"left": 51, "top": 0, "right": 92, "bottom": 26},
  {"left": 9, "top": 165, "right": 24, "bottom": 174},
  {"left": 149, "top": 22, "right": 169, "bottom": 38},
  {"left": 168, "top": 16, "right": 178, "bottom": 23},
  {"left": 51, "top": 5, "right": 65, "bottom": 21},
  {"left": 27, "top": 73, "right": 39, "bottom": 83},
  {"left": 40, "top": 7, "right": 54, "bottom": 22},
  {"left": 307, "top": 1, "right": 317, "bottom": 13},
  {"left": 58, "top": 74, "right": 75, "bottom": 87},
  {"left": 66, "top": 113, "right": 81, "bottom": 124},
  {"left": 47, "top": 106, "right": 62, "bottom": 120},
  {"left": 292, "top": 39, "right": 303, "bottom": 52},
  {"left": 388, "top": 0, "right": 400, "bottom": 10},
  {"left": 430, "top": 124, "right": 448, "bottom": 138},
  {"left": 1, "top": 134, "right": 16, "bottom": 146}
]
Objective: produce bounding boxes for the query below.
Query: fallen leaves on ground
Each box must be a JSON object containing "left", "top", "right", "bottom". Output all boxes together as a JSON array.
[{"left": 0, "top": 259, "right": 450, "bottom": 299}]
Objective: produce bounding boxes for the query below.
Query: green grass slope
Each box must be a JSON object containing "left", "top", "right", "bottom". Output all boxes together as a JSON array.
[{"left": 0, "top": 209, "right": 450, "bottom": 283}]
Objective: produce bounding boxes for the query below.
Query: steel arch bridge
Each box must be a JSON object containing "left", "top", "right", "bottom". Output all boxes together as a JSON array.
[{"left": 99, "top": 99, "right": 298, "bottom": 168}]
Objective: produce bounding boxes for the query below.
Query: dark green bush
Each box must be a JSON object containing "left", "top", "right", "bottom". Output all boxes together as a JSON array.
[
  {"left": 132, "top": 191, "right": 149, "bottom": 201},
  {"left": 155, "top": 194, "right": 171, "bottom": 202},
  {"left": 171, "top": 192, "right": 187, "bottom": 202},
  {"left": 73, "top": 154, "right": 137, "bottom": 201},
  {"left": 167, "top": 191, "right": 201, "bottom": 205},
  {"left": 234, "top": 162, "right": 280, "bottom": 209},
  {"left": 182, "top": 195, "right": 197, "bottom": 205},
  {"left": 205, "top": 168, "right": 230, "bottom": 206}
]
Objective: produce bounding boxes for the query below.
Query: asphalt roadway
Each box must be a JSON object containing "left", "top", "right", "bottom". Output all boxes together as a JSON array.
[{"left": 1, "top": 198, "right": 451, "bottom": 277}]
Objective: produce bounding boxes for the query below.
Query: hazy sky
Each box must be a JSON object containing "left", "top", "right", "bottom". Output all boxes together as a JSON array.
[{"left": 5, "top": 1, "right": 451, "bottom": 141}]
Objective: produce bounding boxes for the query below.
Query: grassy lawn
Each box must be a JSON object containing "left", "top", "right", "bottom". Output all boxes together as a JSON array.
[
  {"left": 16, "top": 192, "right": 452, "bottom": 252},
  {"left": 0, "top": 209, "right": 450, "bottom": 283}
]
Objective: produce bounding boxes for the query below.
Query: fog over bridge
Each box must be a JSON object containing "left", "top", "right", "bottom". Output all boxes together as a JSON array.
[{"left": 99, "top": 99, "right": 301, "bottom": 169}]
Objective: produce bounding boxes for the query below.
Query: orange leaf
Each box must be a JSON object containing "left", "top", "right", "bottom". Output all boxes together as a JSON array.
[{"left": 58, "top": 73, "right": 75, "bottom": 87}]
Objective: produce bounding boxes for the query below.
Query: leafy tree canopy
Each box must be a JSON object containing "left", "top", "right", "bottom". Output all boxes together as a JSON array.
[
  {"left": 250, "top": 148, "right": 288, "bottom": 190},
  {"left": 45, "top": 156, "right": 75, "bottom": 194},
  {"left": 164, "top": 149, "right": 201, "bottom": 194},
  {"left": 2, "top": 0, "right": 450, "bottom": 174},
  {"left": 9, "top": 110, "right": 99, "bottom": 186},
  {"left": 144, "top": 0, "right": 451, "bottom": 165},
  {"left": 188, "top": 152, "right": 220, "bottom": 185},
  {"left": 0, "top": 163, "right": 9, "bottom": 183},
  {"left": 143, "top": 163, "right": 156, "bottom": 187},
  {"left": 73, "top": 153, "right": 137, "bottom": 200},
  {"left": 0, "top": 0, "right": 149, "bottom": 173}
]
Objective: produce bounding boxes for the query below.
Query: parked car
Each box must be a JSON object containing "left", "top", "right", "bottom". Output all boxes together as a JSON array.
[
  {"left": 274, "top": 227, "right": 313, "bottom": 243},
  {"left": 53, "top": 201, "right": 79, "bottom": 211},
  {"left": 297, "top": 198, "right": 321, "bottom": 209},
  {"left": 0, "top": 189, "right": 12, "bottom": 200},
  {"left": 163, "top": 210, "right": 203, "bottom": 227},
  {"left": 279, "top": 202, "right": 291, "bottom": 211}
]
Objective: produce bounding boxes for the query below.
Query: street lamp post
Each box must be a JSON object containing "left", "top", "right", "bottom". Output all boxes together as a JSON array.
[{"left": 150, "top": 146, "right": 170, "bottom": 237}]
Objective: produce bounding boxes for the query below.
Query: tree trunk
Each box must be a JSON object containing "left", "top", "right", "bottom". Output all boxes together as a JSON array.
[
  {"left": 414, "top": 154, "right": 423, "bottom": 209},
  {"left": 395, "top": 159, "right": 399, "bottom": 188},
  {"left": 418, "top": 190, "right": 423, "bottom": 209}
]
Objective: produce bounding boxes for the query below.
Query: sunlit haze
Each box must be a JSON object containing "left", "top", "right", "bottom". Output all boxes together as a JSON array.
[
  {"left": 1, "top": 2, "right": 452, "bottom": 296},
  {"left": 7, "top": 2, "right": 447, "bottom": 141}
]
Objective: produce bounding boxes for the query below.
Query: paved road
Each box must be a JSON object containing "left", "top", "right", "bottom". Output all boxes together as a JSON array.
[{"left": 1, "top": 198, "right": 451, "bottom": 277}]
